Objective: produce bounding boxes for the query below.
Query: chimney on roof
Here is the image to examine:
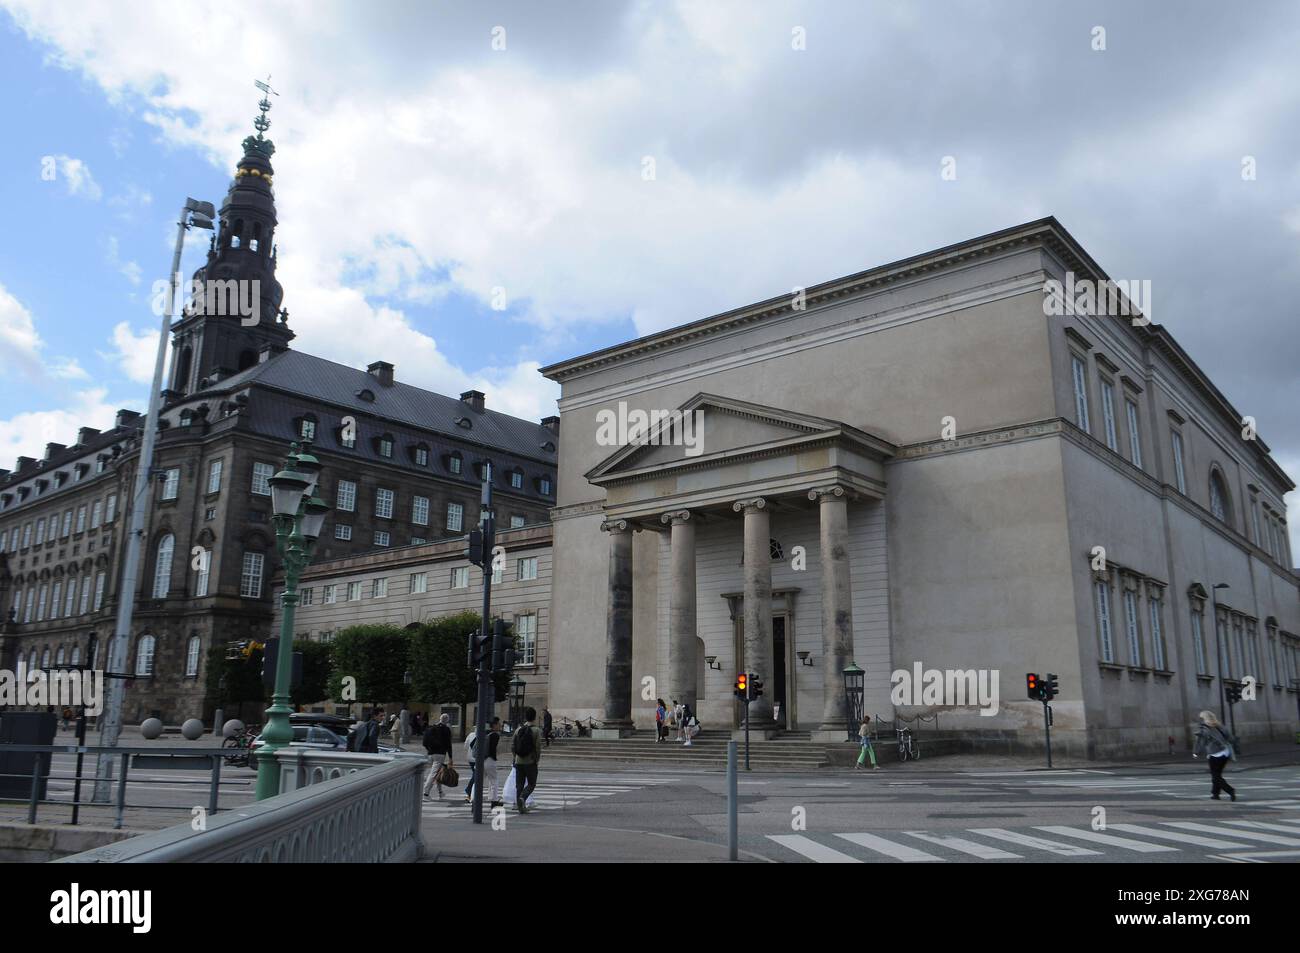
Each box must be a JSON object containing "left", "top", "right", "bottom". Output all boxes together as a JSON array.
[
  {"left": 259, "top": 342, "right": 288, "bottom": 363},
  {"left": 367, "top": 361, "right": 395, "bottom": 387},
  {"left": 0, "top": 469, "right": 8, "bottom": 482},
  {"left": 541, "top": 415, "right": 559, "bottom": 434},
  {"left": 77, "top": 427, "right": 101, "bottom": 446},
  {"left": 15, "top": 456, "right": 35, "bottom": 473},
  {"left": 116, "top": 409, "right": 142, "bottom": 429},
  {"left": 44, "top": 443, "right": 66, "bottom": 461},
  {"left": 460, "top": 389, "right": 485, "bottom": 413}
]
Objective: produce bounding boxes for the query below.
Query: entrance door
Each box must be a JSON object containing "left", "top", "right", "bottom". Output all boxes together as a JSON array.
[{"left": 732, "top": 612, "right": 793, "bottom": 729}]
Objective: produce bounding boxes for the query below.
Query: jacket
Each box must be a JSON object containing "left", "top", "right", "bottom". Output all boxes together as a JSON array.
[
  {"left": 513, "top": 724, "right": 543, "bottom": 765},
  {"left": 1193, "top": 723, "right": 1237, "bottom": 760},
  {"left": 423, "top": 723, "right": 451, "bottom": 756}
]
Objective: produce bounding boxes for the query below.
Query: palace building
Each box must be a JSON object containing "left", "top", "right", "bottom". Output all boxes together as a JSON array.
[
  {"left": 539, "top": 218, "right": 1300, "bottom": 759},
  {"left": 0, "top": 106, "right": 557, "bottom": 724}
]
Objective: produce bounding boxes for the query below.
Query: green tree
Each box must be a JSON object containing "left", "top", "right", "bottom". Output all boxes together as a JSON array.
[
  {"left": 327, "top": 624, "right": 410, "bottom": 708},
  {"left": 203, "top": 643, "right": 265, "bottom": 722},
  {"left": 292, "top": 638, "right": 333, "bottom": 708},
  {"left": 408, "top": 612, "right": 512, "bottom": 739}
]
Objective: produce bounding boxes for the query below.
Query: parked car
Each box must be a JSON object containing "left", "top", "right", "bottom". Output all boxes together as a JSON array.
[{"left": 250, "top": 723, "right": 401, "bottom": 755}]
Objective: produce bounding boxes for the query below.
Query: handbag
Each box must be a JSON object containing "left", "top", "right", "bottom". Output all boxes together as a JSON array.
[{"left": 436, "top": 762, "right": 459, "bottom": 787}]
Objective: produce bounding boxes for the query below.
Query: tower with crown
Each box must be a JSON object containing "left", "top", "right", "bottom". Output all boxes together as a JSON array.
[{"left": 168, "top": 82, "right": 295, "bottom": 395}]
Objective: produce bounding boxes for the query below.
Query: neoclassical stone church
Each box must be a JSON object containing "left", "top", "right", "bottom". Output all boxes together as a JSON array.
[{"left": 540, "top": 218, "right": 1300, "bottom": 759}]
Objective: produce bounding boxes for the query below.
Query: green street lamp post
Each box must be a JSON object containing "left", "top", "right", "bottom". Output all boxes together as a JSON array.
[{"left": 254, "top": 443, "right": 330, "bottom": 800}]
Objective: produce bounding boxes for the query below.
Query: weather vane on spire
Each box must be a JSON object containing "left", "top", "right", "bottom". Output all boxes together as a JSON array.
[{"left": 243, "top": 76, "right": 279, "bottom": 159}]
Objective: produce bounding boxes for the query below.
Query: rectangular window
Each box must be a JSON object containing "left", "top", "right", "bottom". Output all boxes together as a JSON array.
[
  {"left": 517, "top": 556, "right": 538, "bottom": 581},
  {"left": 375, "top": 488, "right": 394, "bottom": 519},
  {"left": 1246, "top": 623, "right": 1259, "bottom": 679},
  {"left": 195, "top": 549, "right": 210, "bottom": 597},
  {"left": 240, "top": 552, "right": 265, "bottom": 599},
  {"left": 93, "top": 571, "right": 106, "bottom": 611},
  {"left": 510, "top": 470, "right": 523, "bottom": 489},
  {"left": 301, "top": 587, "right": 314, "bottom": 606},
  {"left": 348, "top": 581, "right": 362, "bottom": 601},
  {"left": 411, "top": 537, "right": 426, "bottom": 545},
  {"left": 1149, "top": 596, "right": 1165, "bottom": 671},
  {"left": 23, "top": 588, "right": 35, "bottom": 623},
  {"left": 80, "top": 578, "right": 92, "bottom": 616},
  {"left": 105, "top": 494, "right": 117, "bottom": 522},
  {"left": 323, "top": 584, "right": 337, "bottom": 604},
  {"left": 64, "top": 579, "right": 76, "bottom": 617},
  {"left": 412, "top": 495, "right": 429, "bottom": 526},
  {"left": 374, "top": 530, "right": 390, "bottom": 547},
  {"left": 50, "top": 581, "right": 62, "bottom": 621},
  {"left": 90, "top": 500, "right": 103, "bottom": 528},
  {"left": 335, "top": 524, "right": 352, "bottom": 541},
  {"left": 1232, "top": 617, "right": 1245, "bottom": 679},
  {"left": 1095, "top": 580, "right": 1113, "bottom": 663},
  {"left": 540, "top": 477, "right": 552, "bottom": 496},
  {"left": 21, "top": 522, "right": 32, "bottom": 548},
  {"left": 62, "top": 510, "right": 72, "bottom": 537},
  {"left": 36, "top": 584, "right": 48, "bottom": 621},
  {"left": 415, "top": 447, "right": 429, "bottom": 466},
  {"left": 1217, "top": 616, "right": 1231, "bottom": 678},
  {"left": 1123, "top": 589, "right": 1142, "bottom": 666},
  {"left": 1171, "top": 430, "right": 1186, "bottom": 493},
  {"left": 301, "top": 419, "right": 316, "bottom": 441},
  {"left": 336, "top": 480, "right": 356, "bottom": 512},
  {"left": 1250, "top": 498, "right": 1262, "bottom": 546},
  {"left": 379, "top": 438, "right": 394, "bottom": 458},
  {"left": 491, "top": 562, "right": 503, "bottom": 585},
  {"left": 446, "top": 502, "right": 463, "bottom": 532},
  {"left": 207, "top": 459, "right": 223, "bottom": 494},
  {"left": 251, "top": 462, "right": 274, "bottom": 495},
  {"left": 411, "top": 572, "right": 428, "bottom": 594},
  {"left": 450, "top": 566, "right": 469, "bottom": 589},
  {"left": 373, "top": 577, "right": 388, "bottom": 599},
  {"left": 35, "top": 518, "right": 45, "bottom": 545},
  {"left": 450, "top": 456, "right": 462, "bottom": 474},
  {"left": 1071, "top": 356, "right": 1090, "bottom": 432},
  {"left": 510, "top": 515, "right": 526, "bottom": 528},
  {"left": 1100, "top": 379, "right": 1118, "bottom": 451},
  {"left": 161, "top": 468, "right": 180, "bottom": 501},
  {"left": 517, "top": 613, "right": 537, "bottom": 666},
  {"left": 1125, "top": 401, "right": 1143, "bottom": 468},
  {"left": 75, "top": 506, "right": 87, "bottom": 533}
]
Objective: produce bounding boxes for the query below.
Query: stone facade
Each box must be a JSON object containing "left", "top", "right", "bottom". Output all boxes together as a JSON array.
[{"left": 540, "top": 217, "right": 1300, "bottom": 758}]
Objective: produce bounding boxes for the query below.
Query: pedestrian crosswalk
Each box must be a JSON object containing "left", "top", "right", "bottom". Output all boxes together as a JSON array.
[
  {"left": 421, "top": 772, "right": 680, "bottom": 820},
  {"left": 767, "top": 816, "right": 1300, "bottom": 863},
  {"left": 1015, "top": 770, "right": 1300, "bottom": 809}
]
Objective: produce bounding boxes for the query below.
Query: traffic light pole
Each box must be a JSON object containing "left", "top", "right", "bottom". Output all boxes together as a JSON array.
[
  {"left": 1042, "top": 700, "right": 1052, "bottom": 769},
  {"left": 471, "top": 466, "right": 494, "bottom": 825}
]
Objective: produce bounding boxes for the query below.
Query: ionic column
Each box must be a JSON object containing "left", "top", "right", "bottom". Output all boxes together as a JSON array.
[
  {"left": 661, "top": 510, "right": 698, "bottom": 712},
  {"left": 810, "top": 485, "right": 854, "bottom": 730},
  {"left": 601, "top": 519, "right": 634, "bottom": 730},
  {"left": 733, "top": 497, "right": 774, "bottom": 726}
]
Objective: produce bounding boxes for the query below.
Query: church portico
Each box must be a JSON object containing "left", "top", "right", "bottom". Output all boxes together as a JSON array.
[{"left": 586, "top": 394, "right": 896, "bottom": 739}]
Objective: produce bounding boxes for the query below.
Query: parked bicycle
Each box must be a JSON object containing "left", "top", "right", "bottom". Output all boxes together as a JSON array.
[
  {"left": 222, "top": 724, "right": 259, "bottom": 768},
  {"left": 552, "top": 719, "right": 577, "bottom": 740},
  {"left": 896, "top": 725, "right": 920, "bottom": 762}
]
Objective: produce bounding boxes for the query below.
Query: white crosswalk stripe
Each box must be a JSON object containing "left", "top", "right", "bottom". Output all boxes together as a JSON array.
[
  {"left": 1107, "top": 824, "right": 1254, "bottom": 850},
  {"left": 1160, "top": 822, "right": 1300, "bottom": 847},
  {"left": 422, "top": 774, "right": 678, "bottom": 819},
  {"left": 1032, "top": 825, "right": 1179, "bottom": 853},
  {"left": 768, "top": 835, "right": 862, "bottom": 863},
  {"left": 835, "top": 832, "right": 944, "bottom": 862},
  {"left": 900, "top": 830, "right": 1020, "bottom": 859},
  {"left": 967, "top": 827, "right": 1101, "bottom": 857}
]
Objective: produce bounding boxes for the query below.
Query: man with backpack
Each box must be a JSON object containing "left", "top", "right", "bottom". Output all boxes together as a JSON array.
[
  {"left": 422, "top": 713, "right": 454, "bottom": 800},
  {"left": 348, "top": 708, "right": 381, "bottom": 753},
  {"left": 511, "top": 706, "right": 543, "bottom": 813}
]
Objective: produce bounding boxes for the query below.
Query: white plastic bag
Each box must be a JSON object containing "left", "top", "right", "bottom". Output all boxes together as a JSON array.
[{"left": 501, "top": 766, "right": 518, "bottom": 803}]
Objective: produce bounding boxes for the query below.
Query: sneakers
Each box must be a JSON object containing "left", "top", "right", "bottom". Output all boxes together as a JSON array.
[
  {"left": 490, "top": 800, "right": 504, "bottom": 808},
  {"left": 872, "top": 765, "right": 881, "bottom": 771}
]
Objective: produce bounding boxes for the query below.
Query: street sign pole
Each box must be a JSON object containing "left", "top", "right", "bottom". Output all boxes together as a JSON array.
[{"left": 471, "top": 465, "right": 494, "bottom": 825}]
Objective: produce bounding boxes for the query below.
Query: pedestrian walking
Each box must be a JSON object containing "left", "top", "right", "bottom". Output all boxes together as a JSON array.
[
  {"left": 655, "top": 698, "right": 667, "bottom": 743},
  {"left": 1192, "top": 710, "right": 1238, "bottom": 801},
  {"left": 672, "top": 699, "right": 683, "bottom": 741},
  {"left": 682, "top": 704, "right": 700, "bottom": 746},
  {"left": 512, "top": 706, "right": 543, "bottom": 813},
  {"left": 543, "top": 707, "right": 554, "bottom": 748},
  {"left": 398, "top": 707, "right": 411, "bottom": 747},
  {"left": 422, "top": 713, "right": 454, "bottom": 800},
  {"left": 481, "top": 717, "right": 503, "bottom": 808},
  {"left": 463, "top": 725, "right": 478, "bottom": 802},
  {"left": 856, "top": 716, "right": 879, "bottom": 770}
]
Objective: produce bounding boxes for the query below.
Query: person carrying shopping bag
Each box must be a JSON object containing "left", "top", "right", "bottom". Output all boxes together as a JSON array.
[
  {"left": 856, "top": 716, "right": 880, "bottom": 770},
  {"left": 1192, "top": 710, "right": 1238, "bottom": 801}
]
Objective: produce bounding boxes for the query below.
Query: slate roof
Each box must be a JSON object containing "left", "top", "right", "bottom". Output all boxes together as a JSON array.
[{"left": 200, "top": 350, "right": 557, "bottom": 465}]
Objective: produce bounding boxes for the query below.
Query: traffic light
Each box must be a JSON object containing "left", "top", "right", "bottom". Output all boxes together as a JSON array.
[
  {"left": 465, "top": 529, "right": 485, "bottom": 567},
  {"left": 748, "top": 674, "right": 764, "bottom": 702},
  {"left": 491, "top": 618, "right": 515, "bottom": 673},
  {"left": 467, "top": 628, "right": 491, "bottom": 668},
  {"left": 1044, "top": 673, "right": 1059, "bottom": 701},
  {"left": 1026, "top": 672, "right": 1041, "bottom": 701},
  {"left": 1225, "top": 683, "right": 1242, "bottom": 704},
  {"left": 735, "top": 672, "right": 748, "bottom": 700},
  {"left": 260, "top": 638, "right": 302, "bottom": 690}
]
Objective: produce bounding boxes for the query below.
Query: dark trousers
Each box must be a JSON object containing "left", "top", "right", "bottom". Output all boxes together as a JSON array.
[
  {"left": 465, "top": 764, "right": 475, "bottom": 798},
  {"left": 516, "top": 763, "right": 539, "bottom": 806},
  {"left": 1209, "top": 755, "right": 1235, "bottom": 798}
]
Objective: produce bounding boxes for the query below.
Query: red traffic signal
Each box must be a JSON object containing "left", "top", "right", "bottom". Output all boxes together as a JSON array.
[
  {"left": 735, "top": 672, "right": 748, "bottom": 698},
  {"left": 1026, "top": 672, "right": 1041, "bottom": 701}
]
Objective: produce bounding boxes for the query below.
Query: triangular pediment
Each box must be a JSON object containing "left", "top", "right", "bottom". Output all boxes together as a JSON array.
[{"left": 586, "top": 393, "right": 862, "bottom": 482}]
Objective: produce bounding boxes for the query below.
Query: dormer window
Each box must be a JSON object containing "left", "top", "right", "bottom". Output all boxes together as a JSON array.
[
  {"left": 412, "top": 444, "right": 430, "bottom": 467},
  {"left": 377, "top": 435, "right": 394, "bottom": 459},
  {"left": 456, "top": 416, "right": 473, "bottom": 430},
  {"left": 447, "top": 452, "right": 463, "bottom": 475},
  {"left": 509, "top": 468, "right": 523, "bottom": 490},
  {"left": 541, "top": 441, "right": 556, "bottom": 453},
  {"left": 539, "top": 476, "right": 553, "bottom": 496},
  {"left": 298, "top": 415, "right": 317, "bottom": 442},
  {"left": 356, "top": 388, "right": 376, "bottom": 403}
]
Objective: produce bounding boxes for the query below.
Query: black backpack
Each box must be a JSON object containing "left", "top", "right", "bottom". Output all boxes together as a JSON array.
[{"left": 512, "top": 725, "right": 536, "bottom": 758}]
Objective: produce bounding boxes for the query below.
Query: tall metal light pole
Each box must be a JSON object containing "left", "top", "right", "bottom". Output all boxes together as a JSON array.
[
  {"left": 1211, "top": 583, "right": 1230, "bottom": 724},
  {"left": 471, "top": 463, "right": 495, "bottom": 825},
  {"left": 255, "top": 444, "right": 329, "bottom": 800},
  {"left": 94, "top": 198, "right": 214, "bottom": 802}
]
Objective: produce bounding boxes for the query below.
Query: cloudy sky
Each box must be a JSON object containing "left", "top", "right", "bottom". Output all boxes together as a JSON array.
[{"left": 0, "top": 0, "right": 1296, "bottom": 545}]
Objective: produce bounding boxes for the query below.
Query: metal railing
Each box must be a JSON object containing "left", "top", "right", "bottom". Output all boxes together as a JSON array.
[
  {"left": 0, "top": 743, "right": 243, "bottom": 829},
  {"left": 868, "top": 711, "right": 940, "bottom": 740},
  {"left": 57, "top": 749, "right": 426, "bottom": 863}
]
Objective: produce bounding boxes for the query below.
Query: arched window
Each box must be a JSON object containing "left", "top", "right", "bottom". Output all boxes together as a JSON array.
[
  {"left": 41, "top": 647, "right": 51, "bottom": 669},
  {"left": 1209, "top": 471, "right": 1231, "bottom": 523},
  {"left": 70, "top": 645, "right": 81, "bottom": 667},
  {"left": 186, "top": 635, "right": 202, "bottom": 677},
  {"left": 28, "top": 649, "right": 38, "bottom": 670},
  {"left": 176, "top": 346, "right": 193, "bottom": 392},
  {"left": 135, "top": 635, "right": 156, "bottom": 676},
  {"left": 152, "top": 534, "right": 175, "bottom": 598},
  {"left": 56, "top": 646, "right": 66, "bottom": 666}
]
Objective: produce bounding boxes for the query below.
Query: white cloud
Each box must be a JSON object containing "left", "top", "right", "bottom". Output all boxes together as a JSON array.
[
  {"left": 105, "top": 235, "right": 143, "bottom": 286},
  {"left": 106, "top": 321, "right": 163, "bottom": 384},
  {"left": 0, "top": 281, "right": 88, "bottom": 385},
  {"left": 52, "top": 154, "right": 102, "bottom": 200},
  {"left": 0, "top": 387, "right": 127, "bottom": 467}
]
